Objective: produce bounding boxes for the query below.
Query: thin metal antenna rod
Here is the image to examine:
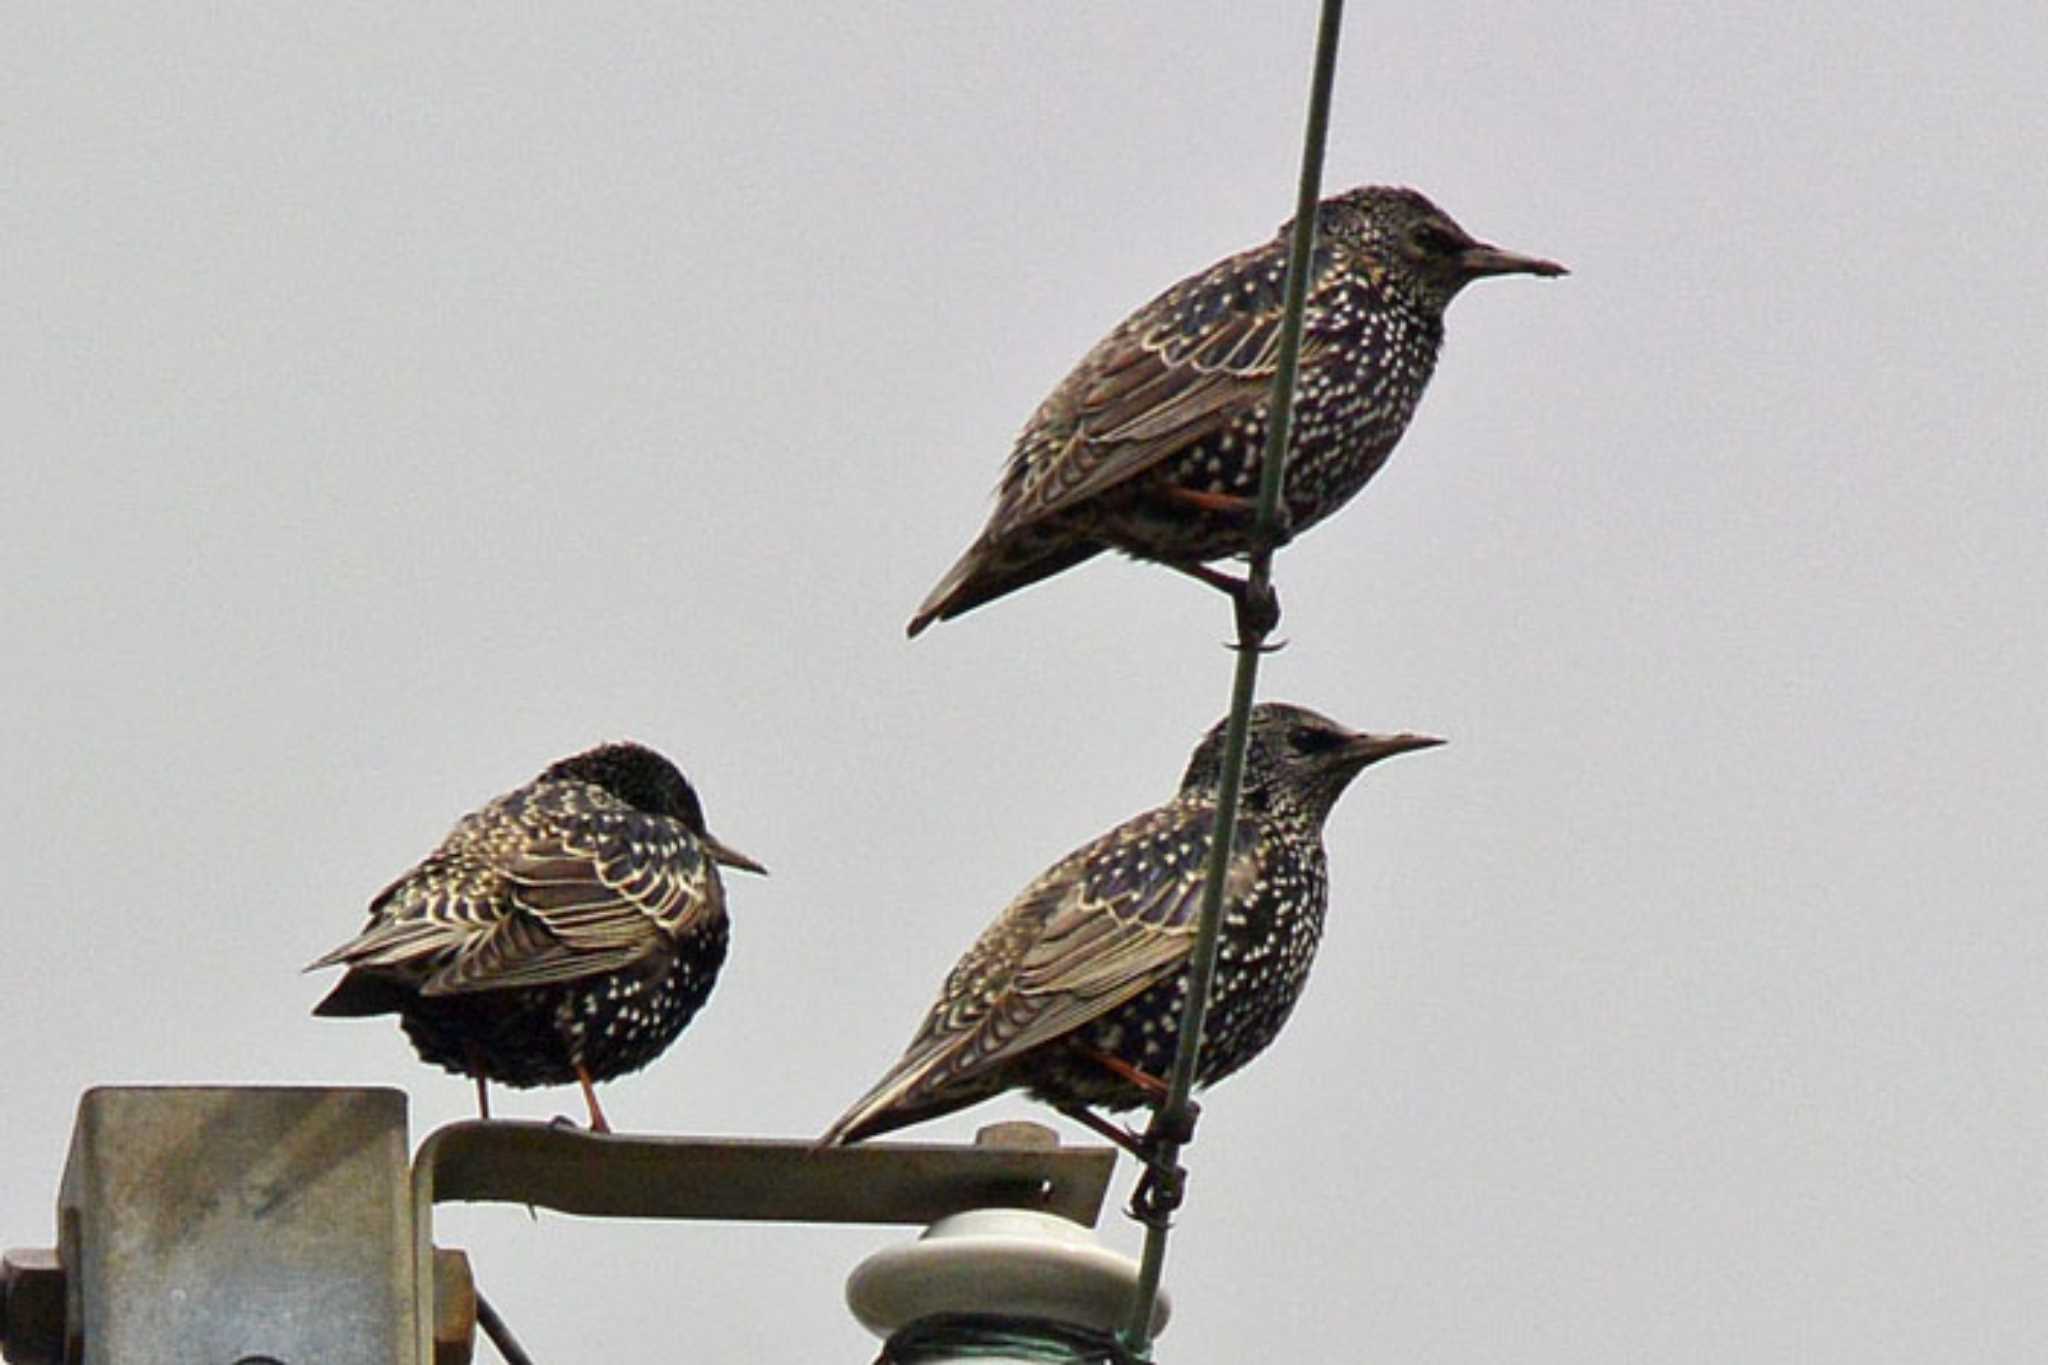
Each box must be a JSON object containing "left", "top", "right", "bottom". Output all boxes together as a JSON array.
[
  {"left": 476, "top": 1291, "right": 539, "bottom": 1365},
  {"left": 1116, "top": 1, "right": 1346, "bottom": 1357}
]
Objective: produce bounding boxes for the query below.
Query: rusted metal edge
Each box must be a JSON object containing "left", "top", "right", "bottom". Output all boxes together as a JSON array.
[{"left": 412, "top": 1121, "right": 1115, "bottom": 1225}]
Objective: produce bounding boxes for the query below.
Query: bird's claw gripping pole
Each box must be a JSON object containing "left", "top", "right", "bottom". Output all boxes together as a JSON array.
[
  {"left": 1114, "top": 2, "right": 1347, "bottom": 1359},
  {"left": 1127, "top": 1157, "right": 1188, "bottom": 1230},
  {"left": 1232, "top": 584, "right": 1284, "bottom": 650},
  {"left": 1125, "top": 1098, "right": 1198, "bottom": 1228},
  {"left": 1172, "top": 563, "right": 1285, "bottom": 643}
]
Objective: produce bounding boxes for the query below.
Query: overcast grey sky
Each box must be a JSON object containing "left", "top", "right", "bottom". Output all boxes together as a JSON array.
[{"left": 5, "top": 4, "right": 2044, "bottom": 1361}]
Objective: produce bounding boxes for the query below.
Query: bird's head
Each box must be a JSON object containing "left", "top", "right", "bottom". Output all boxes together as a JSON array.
[
  {"left": 1309, "top": 185, "right": 1566, "bottom": 309},
  {"left": 1181, "top": 702, "right": 1444, "bottom": 825},
  {"left": 543, "top": 741, "right": 766, "bottom": 875}
]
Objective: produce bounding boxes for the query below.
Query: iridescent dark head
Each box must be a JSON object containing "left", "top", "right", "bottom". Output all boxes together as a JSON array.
[
  {"left": 1181, "top": 702, "right": 1444, "bottom": 823},
  {"left": 543, "top": 741, "right": 765, "bottom": 874},
  {"left": 1309, "top": 185, "right": 1566, "bottom": 309}
]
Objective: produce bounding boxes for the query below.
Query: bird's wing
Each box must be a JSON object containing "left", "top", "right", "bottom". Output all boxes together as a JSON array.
[
  {"left": 838, "top": 811, "right": 1256, "bottom": 1126},
  {"left": 988, "top": 242, "right": 1334, "bottom": 535},
  {"left": 422, "top": 812, "right": 718, "bottom": 994},
  {"left": 304, "top": 860, "right": 503, "bottom": 974},
  {"left": 971, "top": 826, "right": 1257, "bottom": 1063},
  {"left": 307, "top": 807, "right": 718, "bottom": 996}
]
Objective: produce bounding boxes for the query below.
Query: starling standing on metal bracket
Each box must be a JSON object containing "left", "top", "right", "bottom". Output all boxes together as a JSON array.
[
  {"left": 818, "top": 703, "right": 1441, "bottom": 1149},
  {"left": 309, "top": 741, "right": 764, "bottom": 1132},
  {"left": 907, "top": 186, "right": 1565, "bottom": 636}
]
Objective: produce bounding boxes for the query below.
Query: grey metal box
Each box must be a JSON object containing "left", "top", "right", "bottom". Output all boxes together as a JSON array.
[{"left": 58, "top": 1087, "right": 413, "bottom": 1365}]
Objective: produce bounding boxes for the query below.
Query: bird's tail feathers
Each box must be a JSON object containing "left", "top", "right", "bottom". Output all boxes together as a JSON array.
[
  {"left": 906, "top": 542, "right": 992, "bottom": 638},
  {"left": 815, "top": 1066, "right": 927, "bottom": 1149},
  {"left": 906, "top": 538, "right": 1104, "bottom": 637},
  {"left": 309, "top": 971, "right": 411, "bottom": 1018},
  {"left": 815, "top": 1036, "right": 997, "bottom": 1148}
]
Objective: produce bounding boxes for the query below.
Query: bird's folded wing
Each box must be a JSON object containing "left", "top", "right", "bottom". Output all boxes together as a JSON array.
[
  {"left": 422, "top": 817, "right": 713, "bottom": 993},
  {"left": 994, "top": 258, "right": 1332, "bottom": 533},
  {"left": 418, "top": 909, "right": 640, "bottom": 995},
  {"left": 307, "top": 809, "right": 715, "bottom": 996},
  {"left": 892, "top": 834, "right": 1256, "bottom": 1101},
  {"left": 303, "top": 866, "right": 495, "bottom": 973},
  {"left": 980, "top": 847, "right": 1247, "bottom": 1061}
]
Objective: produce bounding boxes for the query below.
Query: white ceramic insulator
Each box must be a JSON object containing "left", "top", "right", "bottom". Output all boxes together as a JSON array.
[{"left": 845, "top": 1207, "right": 1170, "bottom": 1364}]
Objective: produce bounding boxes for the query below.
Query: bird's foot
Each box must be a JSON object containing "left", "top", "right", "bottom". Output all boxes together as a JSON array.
[
  {"left": 1124, "top": 1095, "right": 1201, "bottom": 1226},
  {"left": 1057, "top": 1091, "right": 1203, "bottom": 1229},
  {"left": 1231, "top": 577, "right": 1282, "bottom": 644},
  {"left": 1127, "top": 1155, "right": 1189, "bottom": 1230},
  {"left": 1168, "top": 562, "right": 1284, "bottom": 642}
]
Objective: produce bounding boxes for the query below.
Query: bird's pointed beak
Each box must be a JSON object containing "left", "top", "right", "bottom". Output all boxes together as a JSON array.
[
  {"left": 1342, "top": 731, "right": 1447, "bottom": 767},
  {"left": 704, "top": 834, "right": 767, "bottom": 876},
  {"left": 1458, "top": 241, "right": 1567, "bottom": 279}
]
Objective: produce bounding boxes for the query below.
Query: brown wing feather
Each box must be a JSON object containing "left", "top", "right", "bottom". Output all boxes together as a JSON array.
[
  {"left": 304, "top": 861, "right": 498, "bottom": 973},
  {"left": 820, "top": 810, "right": 1257, "bottom": 1142},
  {"left": 987, "top": 241, "right": 1331, "bottom": 535},
  {"left": 310, "top": 804, "right": 718, "bottom": 997},
  {"left": 976, "top": 841, "right": 1257, "bottom": 1063},
  {"left": 418, "top": 911, "right": 644, "bottom": 995},
  {"left": 434, "top": 822, "right": 714, "bottom": 992}
]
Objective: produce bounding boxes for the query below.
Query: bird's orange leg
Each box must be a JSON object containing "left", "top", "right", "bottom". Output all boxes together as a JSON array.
[
  {"left": 1162, "top": 487, "right": 1257, "bottom": 516},
  {"left": 1159, "top": 487, "right": 1295, "bottom": 545},
  {"left": 1055, "top": 1103, "right": 1149, "bottom": 1158},
  {"left": 1149, "top": 490, "right": 1290, "bottom": 640},
  {"left": 463, "top": 1043, "right": 493, "bottom": 1122},
  {"left": 1167, "top": 559, "right": 1252, "bottom": 597},
  {"left": 1073, "top": 1043, "right": 1172, "bottom": 1101},
  {"left": 1068, "top": 1043, "right": 1200, "bottom": 1226},
  {"left": 1161, "top": 562, "right": 1284, "bottom": 647},
  {"left": 576, "top": 1065, "right": 612, "bottom": 1134}
]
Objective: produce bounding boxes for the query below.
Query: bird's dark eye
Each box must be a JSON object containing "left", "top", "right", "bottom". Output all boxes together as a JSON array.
[
  {"left": 1287, "top": 726, "right": 1347, "bottom": 755},
  {"left": 1411, "top": 223, "right": 1463, "bottom": 256}
]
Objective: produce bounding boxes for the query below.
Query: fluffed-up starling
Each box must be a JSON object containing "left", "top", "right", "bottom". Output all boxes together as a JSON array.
[
  {"left": 818, "top": 703, "right": 1440, "bottom": 1146},
  {"left": 309, "top": 741, "right": 764, "bottom": 1132},
  {"left": 908, "top": 185, "right": 1564, "bottom": 635}
]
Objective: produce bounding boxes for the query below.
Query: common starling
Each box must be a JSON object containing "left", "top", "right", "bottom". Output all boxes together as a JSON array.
[
  {"left": 309, "top": 741, "right": 764, "bottom": 1132},
  {"left": 907, "top": 186, "right": 1564, "bottom": 636},
  {"left": 818, "top": 703, "right": 1441, "bottom": 1146}
]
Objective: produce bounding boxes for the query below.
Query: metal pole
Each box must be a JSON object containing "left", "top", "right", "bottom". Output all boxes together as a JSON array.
[{"left": 1117, "top": 2, "right": 1346, "bottom": 1356}]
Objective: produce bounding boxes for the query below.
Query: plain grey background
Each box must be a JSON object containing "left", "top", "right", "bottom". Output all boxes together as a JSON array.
[{"left": 5, "top": 4, "right": 2042, "bottom": 1361}]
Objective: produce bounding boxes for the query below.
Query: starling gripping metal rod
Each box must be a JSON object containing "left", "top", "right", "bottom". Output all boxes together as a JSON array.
[{"left": 1116, "top": 1, "right": 1347, "bottom": 1357}]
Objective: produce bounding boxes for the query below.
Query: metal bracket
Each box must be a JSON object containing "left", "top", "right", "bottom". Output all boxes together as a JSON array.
[
  {"left": 407, "top": 1119, "right": 1116, "bottom": 1363},
  {"left": 4, "top": 1090, "right": 1116, "bottom": 1365},
  {"left": 52, "top": 1087, "right": 415, "bottom": 1365}
]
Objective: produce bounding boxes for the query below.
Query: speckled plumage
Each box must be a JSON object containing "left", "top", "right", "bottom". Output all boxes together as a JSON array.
[
  {"left": 309, "top": 741, "right": 763, "bottom": 1129},
  {"left": 818, "top": 704, "right": 1442, "bottom": 1145},
  {"left": 907, "top": 186, "right": 1564, "bottom": 635}
]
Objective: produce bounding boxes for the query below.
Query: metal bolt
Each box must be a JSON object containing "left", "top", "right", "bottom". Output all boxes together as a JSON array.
[{"left": 973, "top": 1121, "right": 1060, "bottom": 1151}]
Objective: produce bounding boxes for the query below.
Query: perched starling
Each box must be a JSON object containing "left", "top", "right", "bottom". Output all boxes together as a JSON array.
[
  {"left": 818, "top": 703, "right": 1440, "bottom": 1146},
  {"left": 309, "top": 741, "right": 764, "bottom": 1132},
  {"left": 907, "top": 186, "right": 1564, "bottom": 635}
]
